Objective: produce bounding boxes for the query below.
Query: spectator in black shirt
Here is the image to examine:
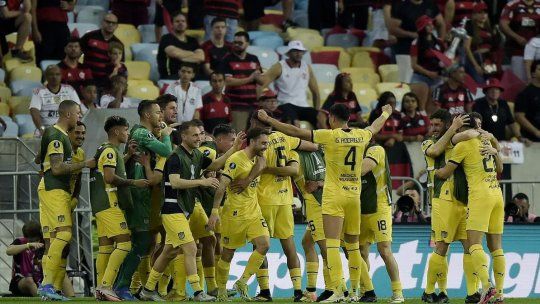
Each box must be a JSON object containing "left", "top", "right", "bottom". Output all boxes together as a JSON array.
[
  {"left": 401, "top": 92, "right": 430, "bottom": 142},
  {"left": 257, "top": 89, "right": 292, "bottom": 124},
  {"left": 157, "top": 11, "right": 204, "bottom": 80},
  {"left": 320, "top": 72, "right": 363, "bottom": 129},
  {"left": 515, "top": 60, "right": 540, "bottom": 141},
  {"left": 473, "top": 78, "right": 529, "bottom": 143}
]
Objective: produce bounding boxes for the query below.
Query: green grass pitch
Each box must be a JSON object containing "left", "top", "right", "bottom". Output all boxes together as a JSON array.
[{"left": 0, "top": 298, "right": 538, "bottom": 303}]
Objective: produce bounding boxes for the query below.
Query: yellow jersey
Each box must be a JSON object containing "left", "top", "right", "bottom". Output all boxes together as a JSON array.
[
  {"left": 362, "top": 145, "right": 392, "bottom": 207},
  {"left": 198, "top": 144, "right": 217, "bottom": 162},
  {"left": 97, "top": 147, "right": 120, "bottom": 206},
  {"left": 448, "top": 137, "right": 501, "bottom": 200},
  {"left": 422, "top": 138, "right": 455, "bottom": 202},
  {"left": 222, "top": 150, "right": 261, "bottom": 220},
  {"left": 258, "top": 131, "right": 300, "bottom": 206},
  {"left": 311, "top": 128, "right": 372, "bottom": 198},
  {"left": 69, "top": 147, "right": 85, "bottom": 195}
]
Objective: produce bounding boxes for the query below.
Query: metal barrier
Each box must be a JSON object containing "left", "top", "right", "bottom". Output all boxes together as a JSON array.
[{"left": 499, "top": 180, "right": 539, "bottom": 208}]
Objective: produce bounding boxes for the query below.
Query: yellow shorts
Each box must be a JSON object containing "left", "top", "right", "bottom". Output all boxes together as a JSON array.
[
  {"left": 322, "top": 196, "right": 361, "bottom": 235},
  {"left": 467, "top": 195, "right": 504, "bottom": 234},
  {"left": 189, "top": 202, "right": 214, "bottom": 240},
  {"left": 39, "top": 189, "right": 72, "bottom": 238},
  {"left": 149, "top": 187, "right": 163, "bottom": 232},
  {"left": 359, "top": 205, "right": 393, "bottom": 244},
  {"left": 431, "top": 198, "right": 467, "bottom": 243},
  {"left": 305, "top": 197, "right": 324, "bottom": 242},
  {"left": 163, "top": 213, "right": 195, "bottom": 248},
  {"left": 221, "top": 215, "right": 269, "bottom": 249},
  {"left": 260, "top": 204, "right": 294, "bottom": 239},
  {"left": 96, "top": 207, "right": 130, "bottom": 238}
]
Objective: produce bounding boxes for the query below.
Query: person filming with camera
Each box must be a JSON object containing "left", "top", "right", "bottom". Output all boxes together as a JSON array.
[
  {"left": 393, "top": 186, "right": 428, "bottom": 223},
  {"left": 505, "top": 193, "right": 539, "bottom": 223}
]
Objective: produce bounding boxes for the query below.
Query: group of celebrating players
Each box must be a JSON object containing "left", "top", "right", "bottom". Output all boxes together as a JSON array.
[{"left": 35, "top": 92, "right": 506, "bottom": 304}]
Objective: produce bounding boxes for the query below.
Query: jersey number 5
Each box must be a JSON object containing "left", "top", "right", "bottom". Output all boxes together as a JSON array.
[
  {"left": 482, "top": 155, "right": 495, "bottom": 173},
  {"left": 344, "top": 147, "right": 357, "bottom": 171}
]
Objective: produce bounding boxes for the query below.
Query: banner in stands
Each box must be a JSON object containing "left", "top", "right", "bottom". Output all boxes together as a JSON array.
[{"left": 223, "top": 225, "right": 540, "bottom": 298}]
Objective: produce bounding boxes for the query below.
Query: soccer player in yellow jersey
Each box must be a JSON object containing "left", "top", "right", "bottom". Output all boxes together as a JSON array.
[
  {"left": 208, "top": 127, "right": 271, "bottom": 301},
  {"left": 359, "top": 143, "right": 403, "bottom": 303},
  {"left": 435, "top": 114, "right": 505, "bottom": 304},
  {"left": 257, "top": 103, "right": 392, "bottom": 302},
  {"left": 37, "top": 100, "right": 96, "bottom": 301}
]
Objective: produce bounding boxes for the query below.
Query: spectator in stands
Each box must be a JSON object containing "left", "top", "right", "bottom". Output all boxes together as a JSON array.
[
  {"left": 308, "top": 0, "right": 336, "bottom": 31},
  {"left": 393, "top": 186, "right": 428, "bottom": 223},
  {"left": 0, "top": 0, "right": 33, "bottom": 62},
  {"left": 336, "top": 0, "right": 382, "bottom": 31},
  {"left": 369, "top": 91, "right": 403, "bottom": 148},
  {"left": 165, "top": 62, "right": 203, "bottom": 122},
  {"left": 154, "top": 0, "right": 180, "bottom": 41},
  {"left": 58, "top": 38, "right": 93, "bottom": 94},
  {"left": 79, "top": 81, "right": 99, "bottom": 114},
  {"left": 400, "top": 92, "right": 430, "bottom": 141},
  {"left": 473, "top": 78, "right": 529, "bottom": 143},
  {"left": 111, "top": 0, "right": 149, "bottom": 27},
  {"left": 200, "top": 72, "right": 231, "bottom": 133},
  {"left": 105, "top": 41, "right": 128, "bottom": 80},
  {"left": 431, "top": 64, "right": 474, "bottom": 115},
  {"left": 220, "top": 31, "right": 262, "bottom": 131},
  {"left": 463, "top": 2, "right": 502, "bottom": 84},
  {"left": 203, "top": 0, "right": 239, "bottom": 42},
  {"left": 158, "top": 11, "right": 204, "bottom": 80},
  {"left": 438, "top": 0, "right": 478, "bottom": 28},
  {"left": 99, "top": 75, "right": 134, "bottom": 108},
  {"left": 389, "top": 0, "right": 446, "bottom": 83},
  {"left": 29, "top": 65, "right": 81, "bottom": 135},
  {"left": 80, "top": 14, "right": 123, "bottom": 90},
  {"left": 505, "top": 193, "right": 539, "bottom": 223},
  {"left": 6, "top": 221, "right": 44, "bottom": 297},
  {"left": 30, "top": 0, "right": 73, "bottom": 64},
  {"left": 524, "top": 30, "right": 540, "bottom": 82},
  {"left": 201, "top": 17, "right": 232, "bottom": 78},
  {"left": 256, "top": 89, "right": 292, "bottom": 124},
  {"left": 515, "top": 60, "right": 540, "bottom": 141},
  {"left": 410, "top": 15, "right": 445, "bottom": 88},
  {"left": 259, "top": 40, "right": 321, "bottom": 129},
  {"left": 319, "top": 72, "right": 363, "bottom": 129},
  {"left": 500, "top": 0, "right": 540, "bottom": 82}
]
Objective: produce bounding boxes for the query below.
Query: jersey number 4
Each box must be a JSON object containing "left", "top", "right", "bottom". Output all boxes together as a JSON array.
[{"left": 344, "top": 147, "right": 357, "bottom": 171}]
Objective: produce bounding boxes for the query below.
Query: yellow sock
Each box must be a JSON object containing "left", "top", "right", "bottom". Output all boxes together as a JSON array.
[
  {"left": 130, "top": 271, "right": 141, "bottom": 294},
  {"left": 196, "top": 256, "right": 205, "bottom": 290},
  {"left": 322, "top": 259, "right": 330, "bottom": 286},
  {"left": 306, "top": 262, "right": 319, "bottom": 290},
  {"left": 138, "top": 255, "right": 150, "bottom": 287},
  {"left": 360, "top": 257, "right": 374, "bottom": 292},
  {"left": 53, "top": 258, "right": 67, "bottom": 290},
  {"left": 345, "top": 241, "right": 361, "bottom": 291},
  {"left": 96, "top": 245, "right": 113, "bottom": 286},
  {"left": 158, "top": 264, "right": 172, "bottom": 296},
  {"left": 145, "top": 268, "right": 164, "bottom": 291},
  {"left": 290, "top": 267, "right": 302, "bottom": 291},
  {"left": 257, "top": 268, "right": 270, "bottom": 290},
  {"left": 188, "top": 274, "right": 203, "bottom": 293},
  {"left": 426, "top": 253, "right": 445, "bottom": 294},
  {"left": 326, "top": 239, "right": 342, "bottom": 291},
  {"left": 491, "top": 249, "right": 505, "bottom": 297},
  {"left": 43, "top": 231, "right": 71, "bottom": 285},
  {"left": 438, "top": 255, "right": 448, "bottom": 293},
  {"left": 391, "top": 281, "right": 403, "bottom": 296},
  {"left": 216, "top": 259, "right": 231, "bottom": 291},
  {"left": 470, "top": 244, "right": 490, "bottom": 290},
  {"left": 173, "top": 255, "right": 187, "bottom": 297},
  {"left": 463, "top": 253, "right": 478, "bottom": 296},
  {"left": 102, "top": 241, "right": 131, "bottom": 287},
  {"left": 204, "top": 267, "right": 217, "bottom": 291},
  {"left": 214, "top": 255, "right": 221, "bottom": 267},
  {"left": 240, "top": 251, "right": 265, "bottom": 284}
]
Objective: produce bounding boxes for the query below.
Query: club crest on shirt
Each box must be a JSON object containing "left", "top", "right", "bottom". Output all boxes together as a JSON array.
[
  {"left": 178, "top": 232, "right": 185, "bottom": 240},
  {"left": 223, "top": 237, "right": 229, "bottom": 244},
  {"left": 58, "top": 215, "right": 65, "bottom": 223},
  {"left": 419, "top": 119, "right": 425, "bottom": 126},
  {"left": 250, "top": 62, "right": 257, "bottom": 69},
  {"left": 107, "top": 152, "right": 114, "bottom": 159},
  {"left": 229, "top": 162, "right": 236, "bottom": 169},
  {"left": 120, "top": 222, "right": 127, "bottom": 230},
  {"left": 53, "top": 141, "right": 61, "bottom": 149},
  {"left": 203, "top": 149, "right": 210, "bottom": 156}
]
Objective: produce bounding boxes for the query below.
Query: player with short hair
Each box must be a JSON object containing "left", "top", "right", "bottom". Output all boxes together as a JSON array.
[
  {"left": 91, "top": 116, "right": 149, "bottom": 301},
  {"left": 256, "top": 103, "right": 391, "bottom": 302},
  {"left": 37, "top": 100, "right": 95, "bottom": 300}
]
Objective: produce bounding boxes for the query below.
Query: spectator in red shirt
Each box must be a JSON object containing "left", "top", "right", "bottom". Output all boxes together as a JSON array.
[
  {"left": 201, "top": 17, "right": 232, "bottom": 78},
  {"left": 200, "top": 72, "right": 232, "bottom": 133},
  {"left": 203, "top": 0, "right": 239, "bottom": 42},
  {"left": 257, "top": 89, "right": 292, "bottom": 124},
  {"left": 0, "top": 0, "right": 32, "bottom": 61},
  {"left": 411, "top": 15, "right": 446, "bottom": 88},
  {"left": 464, "top": 2, "right": 503, "bottom": 83},
  {"left": 431, "top": 64, "right": 474, "bottom": 115},
  {"left": 369, "top": 91, "right": 403, "bottom": 148},
  {"left": 499, "top": 0, "right": 540, "bottom": 82},
  {"left": 105, "top": 41, "right": 128, "bottom": 80},
  {"left": 111, "top": 0, "right": 149, "bottom": 27},
  {"left": 57, "top": 37, "right": 93, "bottom": 94},
  {"left": 320, "top": 72, "right": 363, "bottom": 128},
  {"left": 6, "top": 221, "right": 44, "bottom": 296},
  {"left": 400, "top": 92, "right": 430, "bottom": 141}
]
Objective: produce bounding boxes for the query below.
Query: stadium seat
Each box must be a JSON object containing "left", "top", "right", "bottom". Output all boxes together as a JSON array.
[
  {"left": 311, "top": 64, "right": 339, "bottom": 84},
  {"left": 252, "top": 35, "right": 284, "bottom": 50},
  {"left": 287, "top": 29, "right": 323, "bottom": 51},
  {"left": 341, "top": 67, "right": 380, "bottom": 86},
  {"left": 0, "top": 103, "right": 9, "bottom": 115},
  {"left": 8, "top": 96, "right": 31, "bottom": 114},
  {"left": 247, "top": 46, "right": 279, "bottom": 70},
  {"left": 311, "top": 48, "right": 350, "bottom": 69},
  {"left": 355, "top": 87, "right": 378, "bottom": 111},
  {"left": 14, "top": 114, "right": 35, "bottom": 136},
  {"left": 186, "top": 30, "right": 205, "bottom": 43},
  {"left": 2, "top": 118, "right": 19, "bottom": 137},
  {"left": 375, "top": 82, "right": 411, "bottom": 104},
  {"left": 248, "top": 31, "right": 280, "bottom": 41},
  {"left": 40, "top": 60, "right": 61, "bottom": 71},
  {"left": 138, "top": 24, "right": 156, "bottom": 43},
  {"left": 10, "top": 80, "right": 42, "bottom": 96},
  {"left": 127, "top": 80, "right": 159, "bottom": 100},
  {"left": 0, "top": 68, "right": 5, "bottom": 84},
  {"left": 0, "top": 86, "right": 11, "bottom": 103},
  {"left": 115, "top": 24, "right": 142, "bottom": 61},
  {"left": 125, "top": 61, "right": 151, "bottom": 80},
  {"left": 351, "top": 51, "right": 375, "bottom": 70},
  {"left": 131, "top": 43, "right": 159, "bottom": 81},
  {"left": 326, "top": 33, "right": 360, "bottom": 48},
  {"left": 378, "top": 64, "right": 400, "bottom": 83},
  {"left": 68, "top": 23, "right": 99, "bottom": 37},
  {"left": 157, "top": 79, "right": 176, "bottom": 89},
  {"left": 76, "top": 5, "right": 106, "bottom": 25},
  {"left": 318, "top": 82, "right": 334, "bottom": 103},
  {"left": 292, "top": 10, "right": 308, "bottom": 28},
  {"left": 9, "top": 66, "right": 42, "bottom": 83},
  {"left": 195, "top": 80, "right": 211, "bottom": 95},
  {"left": 346, "top": 46, "right": 381, "bottom": 56},
  {"left": 86, "top": 0, "right": 109, "bottom": 10}
]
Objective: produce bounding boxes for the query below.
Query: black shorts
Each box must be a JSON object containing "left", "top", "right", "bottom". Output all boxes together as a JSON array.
[
  {"left": 9, "top": 275, "right": 37, "bottom": 296},
  {"left": 279, "top": 103, "right": 320, "bottom": 128},
  {"left": 242, "top": 0, "right": 267, "bottom": 22},
  {"left": 0, "top": 17, "right": 18, "bottom": 36},
  {"left": 154, "top": 0, "right": 183, "bottom": 27}
]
